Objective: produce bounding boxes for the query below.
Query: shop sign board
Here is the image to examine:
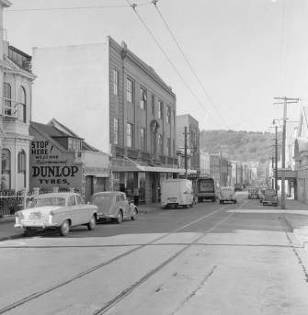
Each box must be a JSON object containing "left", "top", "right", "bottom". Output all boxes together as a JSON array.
[{"left": 30, "top": 134, "right": 83, "bottom": 191}]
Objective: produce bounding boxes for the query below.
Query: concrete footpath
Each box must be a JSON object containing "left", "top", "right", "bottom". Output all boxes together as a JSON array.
[{"left": 282, "top": 200, "right": 308, "bottom": 249}]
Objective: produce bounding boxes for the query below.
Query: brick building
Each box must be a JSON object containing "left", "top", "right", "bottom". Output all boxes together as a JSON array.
[{"left": 32, "top": 37, "right": 180, "bottom": 204}]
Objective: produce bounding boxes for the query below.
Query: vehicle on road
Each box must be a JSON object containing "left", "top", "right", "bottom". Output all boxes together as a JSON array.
[
  {"left": 161, "top": 179, "right": 194, "bottom": 208},
  {"left": 234, "top": 184, "right": 242, "bottom": 192},
  {"left": 258, "top": 188, "right": 266, "bottom": 203},
  {"left": 196, "top": 176, "right": 216, "bottom": 202},
  {"left": 248, "top": 187, "right": 259, "bottom": 199},
  {"left": 217, "top": 186, "right": 237, "bottom": 204},
  {"left": 262, "top": 189, "right": 278, "bottom": 206},
  {"left": 91, "top": 191, "right": 138, "bottom": 223},
  {"left": 14, "top": 192, "right": 97, "bottom": 236}
]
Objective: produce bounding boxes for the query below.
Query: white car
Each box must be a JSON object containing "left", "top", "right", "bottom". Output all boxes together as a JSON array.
[{"left": 15, "top": 192, "right": 98, "bottom": 236}]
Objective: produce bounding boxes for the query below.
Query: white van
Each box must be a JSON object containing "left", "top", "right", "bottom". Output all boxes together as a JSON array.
[{"left": 161, "top": 179, "right": 194, "bottom": 208}]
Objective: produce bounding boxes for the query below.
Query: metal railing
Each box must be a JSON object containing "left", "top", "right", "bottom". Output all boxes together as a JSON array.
[{"left": 0, "top": 190, "right": 25, "bottom": 217}]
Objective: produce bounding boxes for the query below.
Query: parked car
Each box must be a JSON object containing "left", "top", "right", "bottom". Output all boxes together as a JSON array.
[
  {"left": 14, "top": 192, "right": 97, "bottom": 236},
  {"left": 91, "top": 191, "right": 138, "bottom": 223},
  {"left": 262, "top": 189, "right": 278, "bottom": 206},
  {"left": 217, "top": 186, "right": 237, "bottom": 204},
  {"left": 258, "top": 188, "right": 266, "bottom": 203},
  {"left": 248, "top": 187, "right": 259, "bottom": 199},
  {"left": 160, "top": 179, "right": 194, "bottom": 208}
]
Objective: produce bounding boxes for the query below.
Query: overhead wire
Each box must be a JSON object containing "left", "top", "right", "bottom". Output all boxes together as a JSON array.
[
  {"left": 7, "top": 2, "right": 150, "bottom": 12},
  {"left": 125, "top": 0, "right": 210, "bottom": 118},
  {"left": 151, "top": 0, "right": 230, "bottom": 129}
]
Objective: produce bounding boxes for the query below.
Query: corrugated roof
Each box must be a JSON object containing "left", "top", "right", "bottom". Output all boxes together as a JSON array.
[{"left": 31, "top": 121, "right": 67, "bottom": 137}]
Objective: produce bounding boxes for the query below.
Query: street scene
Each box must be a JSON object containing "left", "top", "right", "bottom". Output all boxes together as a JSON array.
[{"left": 1, "top": 0, "right": 308, "bottom": 314}]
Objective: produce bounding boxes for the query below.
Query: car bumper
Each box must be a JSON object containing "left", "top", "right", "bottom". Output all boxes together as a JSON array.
[
  {"left": 97, "top": 213, "right": 116, "bottom": 220},
  {"left": 14, "top": 221, "right": 57, "bottom": 229}
]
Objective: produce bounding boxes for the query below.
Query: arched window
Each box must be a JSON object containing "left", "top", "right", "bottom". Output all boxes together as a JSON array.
[
  {"left": 1, "top": 149, "right": 11, "bottom": 190},
  {"left": 18, "top": 150, "right": 26, "bottom": 188},
  {"left": 3, "top": 83, "right": 12, "bottom": 116},
  {"left": 18, "top": 86, "right": 26, "bottom": 122}
]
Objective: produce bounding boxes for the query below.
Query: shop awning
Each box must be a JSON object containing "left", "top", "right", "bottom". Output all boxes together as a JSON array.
[
  {"left": 84, "top": 166, "right": 110, "bottom": 177},
  {"left": 111, "top": 157, "right": 190, "bottom": 174}
]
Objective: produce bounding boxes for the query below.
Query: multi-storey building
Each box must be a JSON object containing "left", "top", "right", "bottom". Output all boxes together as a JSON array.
[
  {"left": 33, "top": 37, "right": 179, "bottom": 204},
  {"left": 0, "top": 1, "right": 35, "bottom": 193},
  {"left": 176, "top": 114, "right": 200, "bottom": 175}
]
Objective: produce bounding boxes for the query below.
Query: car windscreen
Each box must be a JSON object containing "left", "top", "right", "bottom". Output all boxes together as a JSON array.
[
  {"left": 30, "top": 197, "right": 66, "bottom": 207},
  {"left": 92, "top": 195, "right": 114, "bottom": 209},
  {"left": 265, "top": 190, "right": 276, "bottom": 196}
]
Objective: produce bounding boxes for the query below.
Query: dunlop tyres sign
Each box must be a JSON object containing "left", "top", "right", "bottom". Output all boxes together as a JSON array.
[{"left": 30, "top": 136, "right": 83, "bottom": 191}]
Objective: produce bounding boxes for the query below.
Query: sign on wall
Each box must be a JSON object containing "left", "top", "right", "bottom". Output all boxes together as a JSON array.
[{"left": 30, "top": 136, "right": 83, "bottom": 191}]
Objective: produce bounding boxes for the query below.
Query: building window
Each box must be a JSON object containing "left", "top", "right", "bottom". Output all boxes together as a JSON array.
[
  {"left": 126, "top": 77, "right": 134, "bottom": 103},
  {"left": 18, "top": 150, "right": 26, "bottom": 173},
  {"left": 140, "top": 87, "right": 147, "bottom": 110},
  {"left": 1, "top": 149, "right": 11, "bottom": 189},
  {"left": 158, "top": 134, "right": 163, "bottom": 155},
  {"left": 140, "top": 127, "right": 146, "bottom": 151},
  {"left": 18, "top": 86, "right": 26, "bottom": 123},
  {"left": 127, "top": 123, "right": 133, "bottom": 148},
  {"left": 68, "top": 138, "right": 82, "bottom": 152},
  {"left": 158, "top": 101, "right": 164, "bottom": 120},
  {"left": 113, "top": 68, "right": 119, "bottom": 95},
  {"left": 166, "top": 106, "right": 171, "bottom": 124},
  {"left": 18, "top": 150, "right": 26, "bottom": 188},
  {"left": 3, "top": 83, "right": 12, "bottom": 116},
  {"left": 151, "top": 94, "right": 155, "bottom": 116},
  {"left": 113, "top": 118, "right": 119, "bottom": 145},
  {"left": 167, "top": 138, "right": 171, "bottom": 156}
]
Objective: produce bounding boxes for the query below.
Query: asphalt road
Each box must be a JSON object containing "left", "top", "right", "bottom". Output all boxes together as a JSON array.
[{"left": 1, "top": 192, "right": 308, "bottom": 315}]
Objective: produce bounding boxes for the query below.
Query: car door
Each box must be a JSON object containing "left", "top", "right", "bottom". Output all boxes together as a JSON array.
[
  {"left": 75, "top": 194, "right": 91, "bottom": 223},
  {"left": 121, "top": 194, "right": 130, "bottom": 218}
]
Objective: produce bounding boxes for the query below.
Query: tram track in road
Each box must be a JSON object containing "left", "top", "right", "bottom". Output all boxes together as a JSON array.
[
  {"left": 0, "top": 202, "right": 235, "bottom": 314},
  {"left": 93, "top": 211, "right": 235, "bottom": 315},
  {"left": 94, "top": 199, "right": 249, "bottom": 315}
]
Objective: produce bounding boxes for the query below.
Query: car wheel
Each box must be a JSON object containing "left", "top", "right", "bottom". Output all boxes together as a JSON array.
[
  {"left": 131, "top": 207, "right": 137, "bottom": 220},
  {"left": 87, "top": 215, "right": 96, "bottom": 230},
  {"left": 116, "top": 211, "right": 123, "bottom": 224},
  {"left": 23, "top": 227, "right": 33, "bottom": 237},
  {"left": 59, "top": 220, "right": 70, "bottom": 236}
]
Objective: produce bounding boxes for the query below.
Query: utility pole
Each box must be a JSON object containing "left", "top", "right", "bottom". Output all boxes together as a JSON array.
[
  {"left": 274, "top": 124, "right": 278, "bottom": 195},
  {"left": 273, "top": 97, "right": 299, "bottom": 209},
  {"left": 184, "top": 126, "right": 188, "bottom": 179}
]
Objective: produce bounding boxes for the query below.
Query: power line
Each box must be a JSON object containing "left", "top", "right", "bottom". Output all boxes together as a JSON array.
[
  {"left": 125, "top": 0, "right": 210, "bottom": 119},
  {"left": 7, "top": 2, "right": 150, "bottom": 12},
  {"left": 151, "top": 0, "right": 229, "bottom": 129}
]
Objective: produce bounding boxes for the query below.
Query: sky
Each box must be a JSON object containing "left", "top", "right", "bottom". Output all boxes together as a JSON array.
[{"left": 3, "top": 0, "right": 308, "bottom": 132}]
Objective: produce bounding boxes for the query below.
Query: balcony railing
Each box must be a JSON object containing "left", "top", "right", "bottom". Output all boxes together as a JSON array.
[
  {"left": 114, "top": 146, "right": 125, "bottom": 157},
  {"left": 141, "top": 151, "right": 151, "bottom": 162},
  {"left": 159, "top": 155, "right": 166, "bottom": 164},
  {"left": 127, "top": 148, "right": 139, "bottom": 160}
]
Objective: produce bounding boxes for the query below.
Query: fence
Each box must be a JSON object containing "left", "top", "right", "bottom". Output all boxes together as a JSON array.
[{"left": 0, "top": 190, "right": 26, "bottom": 217}]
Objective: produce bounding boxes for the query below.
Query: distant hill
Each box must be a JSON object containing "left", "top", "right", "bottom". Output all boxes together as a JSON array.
[{"left": 200, "top": 130, "right": 278, "bottom": 163}]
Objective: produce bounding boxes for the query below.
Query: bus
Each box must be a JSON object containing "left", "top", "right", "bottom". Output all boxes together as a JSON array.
[{"left": 196, "top": 176, "right": 216, "bottom": 202}]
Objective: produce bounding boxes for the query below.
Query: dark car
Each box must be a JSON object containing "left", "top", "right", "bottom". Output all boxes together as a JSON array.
[
  {"left": 91, "top": 191, "right": 138, "bottom": 223},
  {"left": 262, "top": 189, "right": 278, "bottom": 207}
]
